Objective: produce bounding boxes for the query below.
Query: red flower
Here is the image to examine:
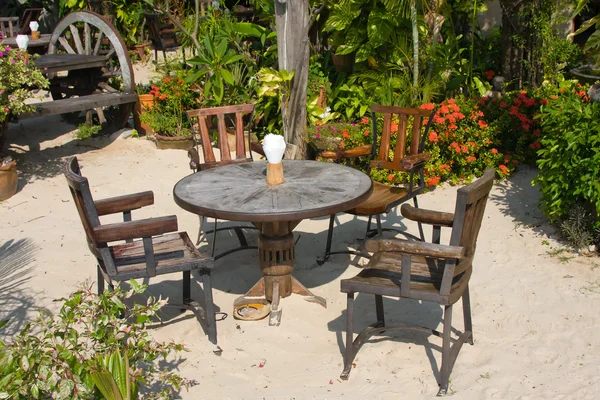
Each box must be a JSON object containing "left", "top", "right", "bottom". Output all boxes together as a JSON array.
[
  {"left": 540, "top": 99, "right": 548, "bottom": 105},
  {"left": 388, "top": 174, "right": 395, "bottom": 182},
  {"left": 533, "top": 129, "right": 541, "bottom": 137},
  {"left": 440, "top": 105, "right": 450, "bottom": 114},
  {"left": 429, "top": 131, "right": 438, "bottom": 142},
  {"left": 342, "top": 131, "right": 350, "bottom": 139},
  {"left": 448, "top": 124, "right": 458, "bottom": 130},
  {"left": 478, "top": 120, "right": 488, "bottom": 128},
  {"left": 361, "top": 117, "right": 369, "bottom": 125},
  {"left": 163, "top": 77, "right": 171, "bottom": 83},
  {"left": 466, "top": 156, "right": 476, "bottom": 163},
  {"left": 426, "top": 176, "right": 441, "bottom": 187},
  {"left": 500, "top": 102, "right": 508, "bottom": 108},
  {"left": 420, "top": 103, "right": 435, "bottom": 111},
  {"left": 338, "top": 141, "right": 345, "bottom": 149},
  {"left": 498, "top": 164, "right": 508, "bottom": 174},
  {"left": 551, "top": 95, "right": 558, "bottom": 99},
  {"left": 514, "top": 99, "right": 522, "bottom": 106},
  {"left": 484, "top": 70, "right": 495, "bottom": 80},
  {"left": 491, "top": 148, "right": 498, "bottom": 154},
  {"left": 391, "top": 122, "right": 398, "bottom": 133},
  {"left": 529, "top": 141, "right": 541, "bottom": 150},
  {"left": 363, "top": 130, "right": 370, "bottom": 137},
  {"left": 159, "top": 94, "right": 167, "bottom": 100},
  {"left": 461, "top": 145, "right": 469, "bottom": 153}
]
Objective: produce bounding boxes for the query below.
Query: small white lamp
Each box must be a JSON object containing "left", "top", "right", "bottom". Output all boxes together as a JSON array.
[
  {"left": 29, "top": 21, "right": 40, "bottom": 39},
  {"left": 262, "top": 134, "right": 286, "bottom": 185},
  {"left": 16, "top": 34, "right": 29, "bottom": 49}
]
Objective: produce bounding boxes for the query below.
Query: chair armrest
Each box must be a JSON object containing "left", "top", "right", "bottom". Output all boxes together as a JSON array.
[
  {"left": 188, "top": 147, "right": 200, "bottom": 171},
  {"left": 250, "top": 141, "right": 265, "bottom": 157},
  {"left": 401, "top": 153, "right": 430, "bottom": 170},
  {"left": 94, "top": 215, "right": 178, "bottom": 243},
  {"left": 401, "top": 204, "right": 454, "bottom": 227},
  {"left": 319, "top": 144, "right": 372, "bottom": 160},
  {"left": 364, "top": 238, "right": 464, "bottom": 259},
  {"left": 95, "top": 191, "right": 154, "bottom": 216}
]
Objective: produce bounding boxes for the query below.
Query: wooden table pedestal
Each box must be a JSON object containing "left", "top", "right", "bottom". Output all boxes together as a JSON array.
[{"left": 233, "top": 221, "right": 326, "bottom": 326}]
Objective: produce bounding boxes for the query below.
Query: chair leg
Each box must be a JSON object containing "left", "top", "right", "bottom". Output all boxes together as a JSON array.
[
  {"left": 413, "top": 197, "right": 426, "bottom": 242},
  {"left": 341, "top": 292, "right": 355, "bottom": 380},
  {"left": 374, "top": 294, "right": 385, "bottom": 327},
  {"left": 317, "top": 214, "right": 335, "bottom": 265},
  {"left": 196, "top": 216, "right": 205, "bottom": 245},
  {"left": 375, "top": 214, "right": 383, "bottom": 236},
  {"left": 183, "top": 270, "right": 191, "bottom": 305},
  {"left": 438, "top": 304, "right": 453, "bottom": 396},
  {"left": 201, "top": 271, "right": 217, "bottom": 346},
  {"left": 162, "top": 49, "right": 167, "bottom": 61},
  {"left": 462, "top": 285, "right": 474, "bottom": 345},
  {"left": 97, "top": 265, "right": 105, "bottom": 295},
  {"left": 154, "top": 47, "right": 158, "bottom": 61},
  {"left": 210, "top": 218, "right": 218, "bottom": 258}
]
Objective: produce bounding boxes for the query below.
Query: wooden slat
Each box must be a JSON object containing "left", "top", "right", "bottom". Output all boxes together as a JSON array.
[
  {"left": 394, "top": 114, "right": 408, "bottom": 161},
  {"left": 235, "top": 112, "right": 245, "bottom": 159},
  {"left": 198, "top": 116, "right": 216, "bottom": 163},
  {"left": 411, "top": 115, "right": 422, "bottom": 154},
  {"left": 70, "top": 24, "right": 84, "bottom": 54},
  {"left": 188, "top": 104, "right": 254, "bottom": 117},
  {"left": 58, "top": 36, "right": 76, "bottom": 54},
  {"left": 93, "top": 31, "right": 104, "bottom": 55},
  {"left": 34, "top": 54, "right": 107, "bottom": 73},
  {"left": 22, "top": 92, "right": 138, "bottom": 118},
  {"left": 348, "top": 181, "right": 409, "bottom": 215},
  {"left": 217, "top": 113, "right": 231, "bottom": 160},
  {"left": 371, "top": 105, "right": 430, "bottom": 116},
  {"left": 94, "top": 215, "right": 178, "bottom": 243},
  {"left": 95, "top": 191, "right": 154, "bottom": 216},
  {"left": 401, "top": 152, "right": 430, "bottom": 170},
  {"left": 319, "top": 144, "right": 372, "bottom": 159},
  {"left": 379, "top": 113, "right": 391, "bottom": 161},
  {"left": 84, "top": 22, "right": 92, "bottom": 55}
]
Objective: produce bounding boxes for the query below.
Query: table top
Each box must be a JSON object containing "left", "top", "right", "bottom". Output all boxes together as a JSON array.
[
  {"left": 173, "top": 160, "right": 373, "bottom": 222},
  {"left": 3, "top": 33, "right": 51, "bottom": 48},
  {"left": 34, "top": 54, "right": 107, "bottom": 73}
]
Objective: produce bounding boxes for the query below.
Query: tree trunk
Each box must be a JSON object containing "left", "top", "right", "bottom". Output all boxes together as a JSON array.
[
  {"left": 410, "top": 0, "right": 419, "bottom": 102},
  {"left": 275, "top": 0, "right": 309, "bottom": 159}
]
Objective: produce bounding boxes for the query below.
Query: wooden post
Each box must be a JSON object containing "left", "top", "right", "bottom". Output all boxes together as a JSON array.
[{"left": 275, "top": 0, "right": 309, "bottom": 159}]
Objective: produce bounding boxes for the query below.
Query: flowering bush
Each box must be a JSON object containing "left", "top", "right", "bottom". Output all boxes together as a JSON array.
[
  {"left": 0, "top": 33, "right": 49, "bottom": 124},
  {"left": 140, "top": 71, "right": 198, "bottom": 136},
  {"left": 307, "top": 117, "right": 372, "bottom": 151}
]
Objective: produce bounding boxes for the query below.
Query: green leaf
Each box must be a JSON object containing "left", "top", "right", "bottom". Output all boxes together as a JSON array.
[
  {"left": 584, "top": 30, "right": 600, "bottom": 52},
  {"left": 233, "top": 22, "right": 264, "bottom": 38},
  {"left": 223, "top": 54, "right": 245, "bottom": 65},
  {"left": 221, "top": 69, "right": 234, "bottom": 85},
  {"left": 184, "top": 69, "right": 209, "bottom": 84},
  {"left": 367, "top": 8, "right": 394, "bottom": 48},
  {"left": 215, "top": 39, "right": 228, "bottom": 59}
]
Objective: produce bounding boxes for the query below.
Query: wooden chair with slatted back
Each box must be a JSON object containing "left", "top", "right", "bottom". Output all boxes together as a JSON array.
[
  {"left": 143, "top": 13, "right": 178, "bottom": 62},
  {"left": 63, "top": 156, "right": 218, "bottom": 346},
  {"left": 0, "top": 17, "right": 20, "bottom": 38},
  {"left": 19, "top": 8, "right": 43, "bottom": 34},
  {"left": 185, "top": 104, "right": 263, "bottom": 259},
  {"left": 317, "top": 105, "right": 436, "bottom": 264},
  {"left": 339, "top": 168, "right": 495, "bottom": 395}
]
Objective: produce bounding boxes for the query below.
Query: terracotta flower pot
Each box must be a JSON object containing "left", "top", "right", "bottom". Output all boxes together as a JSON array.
[
  {"left": 133, "top": 94, "right": 155, "bottom": 136},
  {"left": 133, "top": 41, "right": 151, "bottom": 63},
  {"left": 0, "top": 159, "right": 18, "bottom": 201}
]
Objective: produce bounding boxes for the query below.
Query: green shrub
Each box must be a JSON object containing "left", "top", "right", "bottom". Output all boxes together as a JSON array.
[
  {"left": 0, "top": 281, "right": 191, "bottom": 399},
  {"left": 75, "top": 123, "right": 102, "bottom": 140},
  {"left": 536, "top": 86, "right": 600, "bottom": 223}
]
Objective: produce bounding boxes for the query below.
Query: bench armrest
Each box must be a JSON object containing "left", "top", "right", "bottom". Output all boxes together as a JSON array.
[
  {"left": 319, "top": 144, "right": 372, "bottom": 160},
  {"left": 364, "top": 238, "right": 464, "bottom": 259},
  {"left": 95, "top": 191, "right": 154, "bottom": 216},
  {"left": 94, "top": 215, "right": 178, "bottom": 243},
  {"left": 400, "top": 204, "right": 454, "bottom": 228}
]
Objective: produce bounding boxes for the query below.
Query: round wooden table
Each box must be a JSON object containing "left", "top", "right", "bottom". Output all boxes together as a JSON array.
[{"left": 173, "top": 160, "right": 373, "bottom": 324}]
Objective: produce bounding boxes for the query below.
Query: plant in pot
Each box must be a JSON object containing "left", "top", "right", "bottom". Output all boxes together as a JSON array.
[
  {"left": 140, "top": 72, "right": 197, "bottom": 150},
  {"left": 133, "top": 83, "right": 153, "bottom": 136},
  {"left": 0, "top": 32, "right": 49, "bottom": 200}
]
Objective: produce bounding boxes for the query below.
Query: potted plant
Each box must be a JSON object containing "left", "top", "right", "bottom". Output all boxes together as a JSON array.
[
  {"left": 0, "top": 32, "right": 48, "bottom": 200},
  {"left": 133, "top": 83, "right": 153, "bottom": 136},
  {"left": 140, "top": 73, "right": 197, "bottom": 150}
]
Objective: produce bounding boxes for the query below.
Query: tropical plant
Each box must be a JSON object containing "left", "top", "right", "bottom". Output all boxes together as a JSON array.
[
  {"left": 186, "top": 35, "right": 245, "bottom": 105},
  {"left": 0, "top": 281, "right": 192, "bottom": 399},
  {"left": 0, "top": 37, "right": 49, "bottom": 124}
]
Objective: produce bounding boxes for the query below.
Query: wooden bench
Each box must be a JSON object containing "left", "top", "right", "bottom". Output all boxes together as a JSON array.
[{"left": 22, "top": 92, "right": 139, "bottom": 119}]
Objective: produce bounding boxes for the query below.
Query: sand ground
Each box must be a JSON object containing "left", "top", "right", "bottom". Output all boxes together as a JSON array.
[{"left": 1, "top": 59, "right": 600, "bottom": 399}]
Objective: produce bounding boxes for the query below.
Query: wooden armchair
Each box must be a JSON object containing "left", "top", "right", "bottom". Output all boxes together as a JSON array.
[
  {"left": 144, "top": 13, "right": 178, "bottom": 61},
  {"left": 19, "top": 8, "right": 43, "bottom": 34},
  {"left": 339, "top": 168, "right": 495, "bottom": 395},
  {"left": 0, "top": 17, "right": 20, "bottom": 38},
  {"left": 318, "top": 105, "right": 436, "bottom": 264},
  {"left": 186, "top": 104, "right": 262, "bottom": 259},
  {"left": 63, "top": 156, "right": 218, "bottom": 345}
]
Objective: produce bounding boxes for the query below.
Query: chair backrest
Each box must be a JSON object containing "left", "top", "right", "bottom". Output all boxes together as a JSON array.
[
  {"left": 369, "top": 105, "right": 434, "bottom": 172},
  {"left": 144, "top": 13, "right": 175, "bottom": 48},
  {"left": 19, "top": 8, "right": 43, "bottom": 34},
  {"left": 0, "top": 17, "right": 20, "bottom": 38},
  {"left": 186, "top": 104, "right": 255, "bottom": 168},
  {"left": 63, "top": 156, "right": 102, "bottom": 257},
  {"left": 144, "top": 13, "right": 162, "bottom": 44},
  {"left": 449, "top": 168, "right": 495, "bottom": 276}
]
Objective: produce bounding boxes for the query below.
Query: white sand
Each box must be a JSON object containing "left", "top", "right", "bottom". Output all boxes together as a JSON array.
[{"left": 2, "top": 65, "right": 600, "bottom": 399}]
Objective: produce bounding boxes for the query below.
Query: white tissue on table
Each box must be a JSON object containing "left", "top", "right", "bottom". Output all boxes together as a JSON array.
[
  {"left": 29, "top": 21, "right": 39, "bottom": 32},
  {"left": 262, "top": 133, "right": 286, "bottom": 164},
  {"left": 16, "top": 34, "right": 29, "bottom": 49}
]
